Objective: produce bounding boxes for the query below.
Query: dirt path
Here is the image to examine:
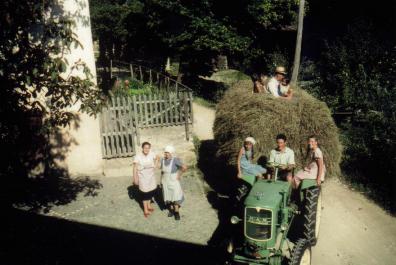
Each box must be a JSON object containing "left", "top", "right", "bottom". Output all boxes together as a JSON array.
[
  {"left": 194, "top": 102, "right": 396, "bottom": 265},
  {"left": 38, "top": 173, "right": 218, "bottom": 246},
  {"left": 193, "top": 102, "right": 215, "bottom": 140},
  {"left": 313, "top": 179, "right": 396, "bottom": 265},
  {"left": 11, "top": 103, "right": 395, "bottom": 265}
]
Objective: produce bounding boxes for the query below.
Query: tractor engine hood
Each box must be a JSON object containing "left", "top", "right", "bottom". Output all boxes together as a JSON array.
[
  {"left": 244, "top": 180, "right": 290, "bottom": 209},
  {"left": 241, "top": 180, "right": 291, "bottom": 255}
]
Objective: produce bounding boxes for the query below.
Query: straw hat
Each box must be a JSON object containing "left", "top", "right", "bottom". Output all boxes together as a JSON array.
[{"left": 275, "top": 66, "right": 287, "bottom": 75}]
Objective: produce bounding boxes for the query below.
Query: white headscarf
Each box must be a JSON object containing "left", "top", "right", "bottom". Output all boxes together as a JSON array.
[
  {"left": 245, "top": 137, "right": 256, "bottom": 145},
  {"left": 164, "top": 145, "right": 175, "bottom": 154}
]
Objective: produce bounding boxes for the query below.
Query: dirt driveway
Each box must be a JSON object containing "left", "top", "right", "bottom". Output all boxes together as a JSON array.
[
  {"left": 313, "top": 178, "right": 396, "bottom": 265},
  {"left": 6, "top": 102, "right": 395, "bottom": 265},
  {"left": 193, "top": 102, "right": 396, "bottom": 265}
]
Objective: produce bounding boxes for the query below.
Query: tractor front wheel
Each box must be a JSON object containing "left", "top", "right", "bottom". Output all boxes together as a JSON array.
[
  {"left": 289, "top": 238, "right": 311, "bottom": 265},
  {"left": 303, "top": 187, "right": 322, "bottom": 246}
]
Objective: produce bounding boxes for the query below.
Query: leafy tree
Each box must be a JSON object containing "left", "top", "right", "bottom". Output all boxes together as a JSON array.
[
  {"left": 0, "top": 0, "right": 103, "bottom": 209},
  {"left": 90, "top": 0, "right": 299, "bottom": 74},
  {"left": 90, "top": 0, "right": 142, "bottom": 63},
  {"left": 303, "top": 20, "right": 396, "bottom": 212}
]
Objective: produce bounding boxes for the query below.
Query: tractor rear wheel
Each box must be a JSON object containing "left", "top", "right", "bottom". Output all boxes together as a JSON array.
[
  {"left": 303, "top": 187, "right": 322, "bottom": 246},
  {"left": 289, "top": 238, "right": 311, "bottom": 265}
]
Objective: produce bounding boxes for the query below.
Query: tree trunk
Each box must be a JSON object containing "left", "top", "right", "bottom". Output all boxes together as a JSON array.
[{"left": 291, "top": 0, "right": 305, "bottom": 86}]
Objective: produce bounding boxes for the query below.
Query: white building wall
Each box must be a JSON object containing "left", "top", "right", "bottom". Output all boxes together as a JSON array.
[{"left": 60, "top": 0, "right": 103, "bottom": 176}]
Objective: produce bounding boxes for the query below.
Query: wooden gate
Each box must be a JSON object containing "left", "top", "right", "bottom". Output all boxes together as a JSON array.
[{"left": 100, "top": 91, "right": 193, "bottom": 159}]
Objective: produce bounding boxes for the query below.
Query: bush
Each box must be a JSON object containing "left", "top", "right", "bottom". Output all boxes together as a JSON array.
[
  {"left": 112, "top": 78, "right": 156, "bottom": 96},
  {"left": 182, "top": 75, "right": 229, "bottom": 103},
  {"left": 301, "top": 21, "right": 396, "bottom": 212}
]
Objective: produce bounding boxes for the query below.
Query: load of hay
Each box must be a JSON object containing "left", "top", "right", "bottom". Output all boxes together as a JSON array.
[{"left": 213, "top": 80, "right": 342, "bottom": 177}]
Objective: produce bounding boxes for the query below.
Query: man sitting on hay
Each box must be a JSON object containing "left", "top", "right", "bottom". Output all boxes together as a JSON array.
[{"left": 266, "top": 66, "right": 293, "bottom": 99}]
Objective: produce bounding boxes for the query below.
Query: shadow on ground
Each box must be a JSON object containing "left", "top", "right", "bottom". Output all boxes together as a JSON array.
[
  {"left": 2, "top": 111, "right": 102, "bottom": 213},
  {"left": 196, "top": 140, "right": 303, "bottom": 255},
  {"left": 127, "top": 184, "right": 167, "bottom": 212},
  {"left": 196, "top": 140, "right": 245, "bottom": 250},
  {"left": 3, "top": 208, "right": 217, "bottom": 265}
]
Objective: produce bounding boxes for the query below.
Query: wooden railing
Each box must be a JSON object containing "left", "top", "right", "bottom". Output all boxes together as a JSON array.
[
  {"left": 99, "top": 60, "right": 193, "bottom": 159},
  {"left": 110, "top": 59, "right": 191, "bottom": 93}
]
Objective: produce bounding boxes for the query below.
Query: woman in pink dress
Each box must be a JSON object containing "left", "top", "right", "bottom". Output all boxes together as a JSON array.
[
  {"left": 133, "top": 142, "right": 160, "bottom": 217},
  {"left": 293, "top": 136, "right": 326, "bottom": 189}
]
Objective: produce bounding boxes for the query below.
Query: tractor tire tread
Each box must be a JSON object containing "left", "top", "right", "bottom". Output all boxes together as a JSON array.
[
  {"left": 303, "top": 187, "right": 321, "bottom": 246},
  {"left": 289, "top": 238, "right": 311, "bottom": 265}
]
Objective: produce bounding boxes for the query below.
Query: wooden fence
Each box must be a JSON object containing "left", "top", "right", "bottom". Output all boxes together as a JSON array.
[
  {"left": 110, "top": 60, "right": 190, "bottom": 94},
  {"left": 100, "top": 96, "right": 137, "bottom": 158},
  {"left": 99, "top": 60, "right": 194, "bottom": 159},
  {"left": 100, "top": 91, "right": 193, "bottom": 159}
]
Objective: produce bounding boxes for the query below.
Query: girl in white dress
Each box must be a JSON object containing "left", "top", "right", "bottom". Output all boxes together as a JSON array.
[
  {"left": 161, "top": 145, "right": 187, "bottom": 221},
  {"left": 133, "top": 142, "right": 159, "bottom": 217}
]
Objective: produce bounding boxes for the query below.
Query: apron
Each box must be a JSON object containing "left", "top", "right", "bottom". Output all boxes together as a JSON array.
[
  {"left": 137, "top": 155, "right": 156, "bottom": 193},
  {"left": 161, "top": 158, "right": 183, "bottom": 202}
]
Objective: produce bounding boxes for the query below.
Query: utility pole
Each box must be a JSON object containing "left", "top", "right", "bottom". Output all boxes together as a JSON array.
[{"left": 291, "top": 0, "right": 305, "bottom": 86}]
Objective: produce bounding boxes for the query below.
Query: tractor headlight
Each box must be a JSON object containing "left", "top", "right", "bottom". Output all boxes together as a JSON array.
[{"left": 230, "top": 216, "right": 241, "bottom": 224}]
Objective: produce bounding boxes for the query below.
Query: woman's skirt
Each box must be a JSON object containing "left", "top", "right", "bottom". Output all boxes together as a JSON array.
[
  {"left": 140, "top": 188, "right": 156, "bottom": 201},
  {"left": 241, "top": 163, "right": 267, "bottom": 176}
]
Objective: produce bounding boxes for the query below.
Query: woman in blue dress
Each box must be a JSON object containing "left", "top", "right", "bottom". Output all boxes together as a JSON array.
[{"left": 237, "top": 137, "right": 267, "bottom": 179}]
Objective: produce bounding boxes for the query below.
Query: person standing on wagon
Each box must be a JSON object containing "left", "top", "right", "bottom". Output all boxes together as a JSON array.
[
  {"left": 133, "top": 142, "right": 160, "bottom": 218},
  {"left": 161, "top": 145, "right": 187, "bottom": 221}
]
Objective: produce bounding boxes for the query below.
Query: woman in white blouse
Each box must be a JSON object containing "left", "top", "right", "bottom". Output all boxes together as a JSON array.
[
  {"left": 133, "top": 142, "right": 160, "bottom": 217},
  {"left": 293, "top": 136, "right": 326, "bottom": 188}
]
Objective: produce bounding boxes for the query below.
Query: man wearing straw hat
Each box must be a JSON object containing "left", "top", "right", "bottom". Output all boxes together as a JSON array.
[{"left": 266, "top": 66, "right": 293, "bottom": 99}]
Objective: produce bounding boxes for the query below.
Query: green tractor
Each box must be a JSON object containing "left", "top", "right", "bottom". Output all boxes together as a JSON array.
[{"left": 226, "top": 162, "right": 322, "bottom": 265}]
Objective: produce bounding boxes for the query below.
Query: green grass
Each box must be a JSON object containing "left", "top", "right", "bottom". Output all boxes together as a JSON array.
[
  {"left": 193, "top": 97, "right": 216, "bottom": 109},
  {"left": 192, "top": 135, "right": 201, "bottom": 156},
  {"left": 166, "top": 61, "right": 180, "bottom": 77},
  {"left": 204, "top": 69, "right": 250, "bottom": 86},
  {"left": 113, "top": 78, "right": 158, "bottom": 96}
]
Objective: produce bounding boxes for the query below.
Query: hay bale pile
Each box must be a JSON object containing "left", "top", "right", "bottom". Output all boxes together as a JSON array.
[{"left": 214, "top": 80, "right": 342, "bottom": 177}]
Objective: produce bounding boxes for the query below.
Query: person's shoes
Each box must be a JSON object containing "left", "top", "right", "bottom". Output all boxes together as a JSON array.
[
  {"left": 174, "top": 212, "right": 180, "bottom": 221},
  {"left": 167, "top": 210, "right": 174, "bottom": 217}
]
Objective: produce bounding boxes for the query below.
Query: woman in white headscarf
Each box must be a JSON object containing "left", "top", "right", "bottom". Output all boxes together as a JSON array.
[
  {"left": 160, "top": 145, "right": 187, "bottom": 221},
  {"left": 237, "top": 137, "right": 267, "bottom": 179}
]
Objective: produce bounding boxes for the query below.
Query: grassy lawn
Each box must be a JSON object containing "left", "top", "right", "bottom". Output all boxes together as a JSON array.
[
  {"left": 193, "top": 97, "right": 216, "bottom": 109},
  {"left": 202, "top": 69, "right": 250, "bottom": 86}
]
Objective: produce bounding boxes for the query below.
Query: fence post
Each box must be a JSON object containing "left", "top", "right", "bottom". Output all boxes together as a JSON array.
[
  {"left": 126, "top": 96, "right": 135, "bottom": 156},
  {"left": 149, "top": 69, "right": 152, "bottom": 85},
  {"left": 139, "top": 66, "right": 143, "bottom": 81},
  {"left": 189, "top": 91, "right": 194, "bottom": 128},
  {"left": 99, "top": 110, "right": 106, "bottom": 158},
  {"left": 183, "top": 92, "right": 190, "bottom": 141},
  {"left": 132, "top": 95, "right": 140, "bottom": 147},
  {"left": 110, "top": 59, "right": 113, "bottom": 79}
]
